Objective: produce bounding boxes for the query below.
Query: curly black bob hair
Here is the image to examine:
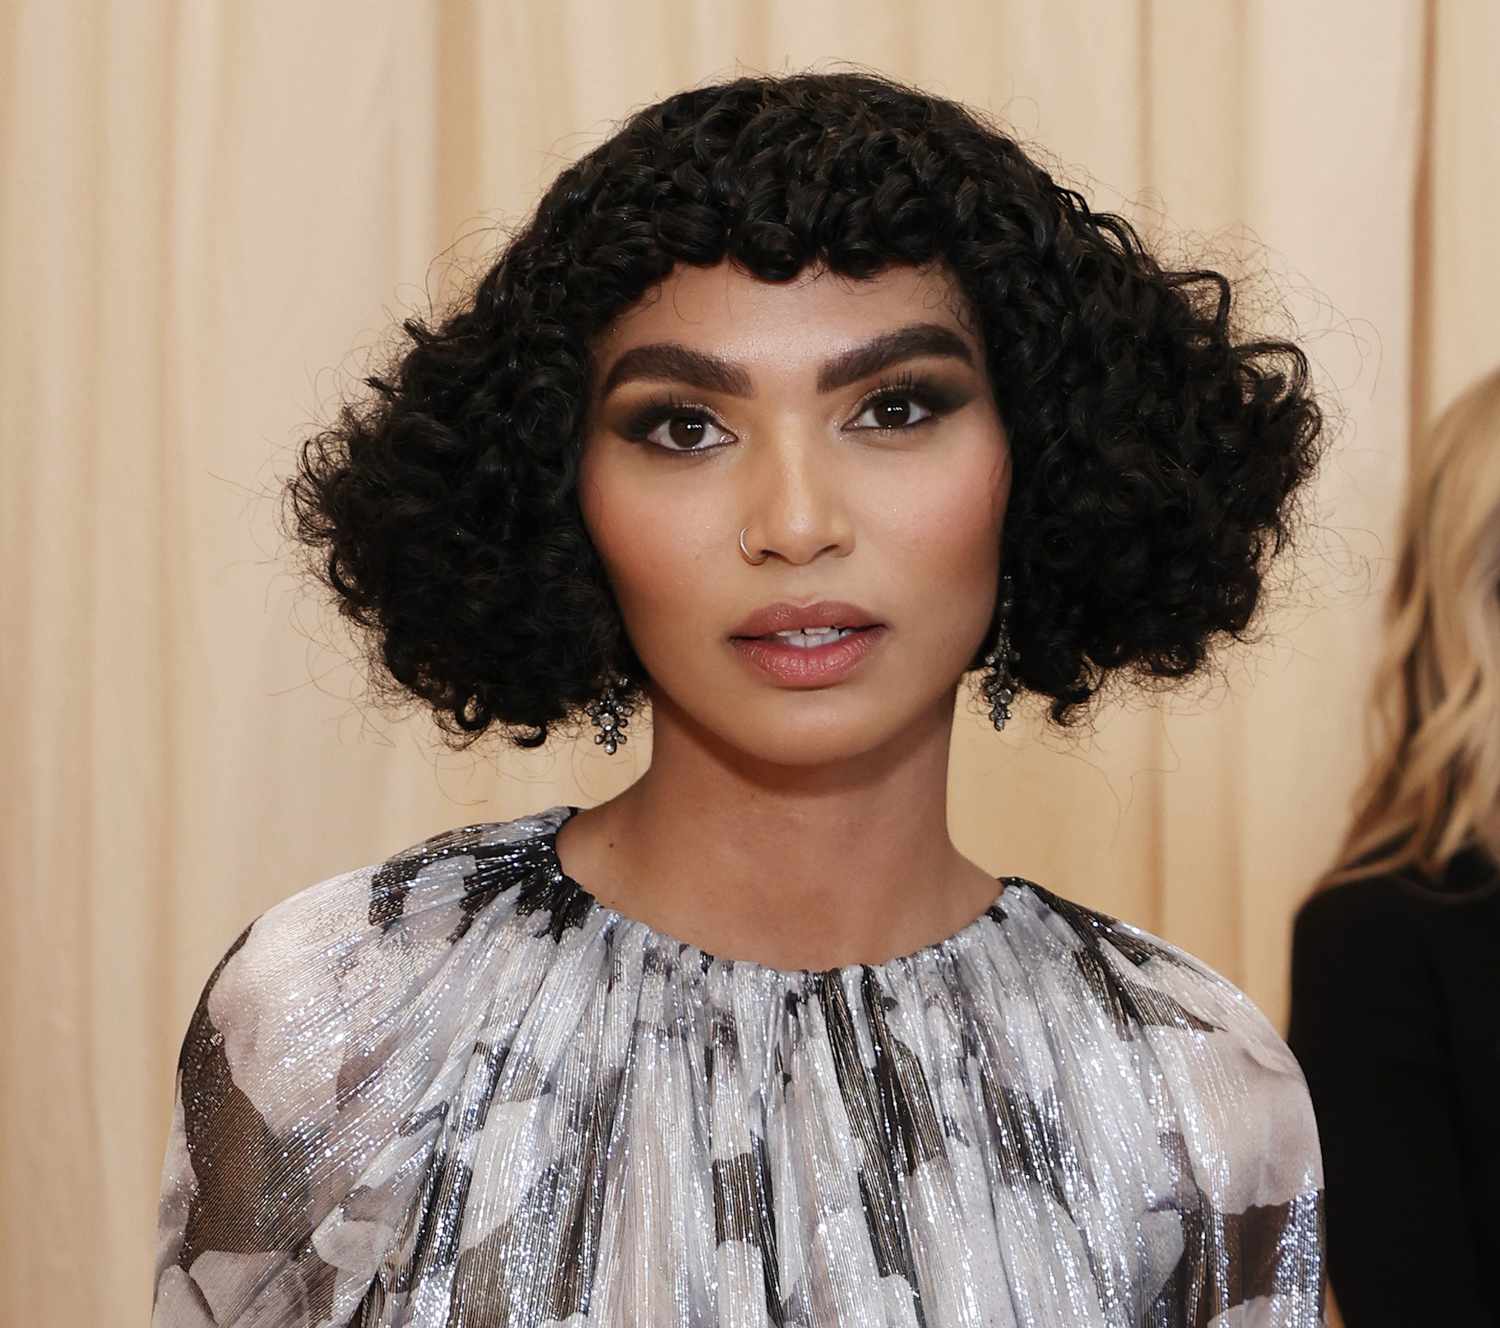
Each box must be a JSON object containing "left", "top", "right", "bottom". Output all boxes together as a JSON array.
[{"left": 286, "top": 71, "right": 1323, "bottom": 749}]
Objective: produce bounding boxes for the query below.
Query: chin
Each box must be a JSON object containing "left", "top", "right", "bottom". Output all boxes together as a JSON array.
[{"left": 707, "top": 697, "right": 919, "bottom": 770}]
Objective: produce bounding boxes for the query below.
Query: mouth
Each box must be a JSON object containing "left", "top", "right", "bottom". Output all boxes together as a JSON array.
[
  {"left": 729, "top": 621, "right": 888, "bottom": 684},
  {"left": 728, "top": 599, "right": 883, "bottom": 641},
  {"left": 738, "top": 624, "right": 877, "bottom": 649}
]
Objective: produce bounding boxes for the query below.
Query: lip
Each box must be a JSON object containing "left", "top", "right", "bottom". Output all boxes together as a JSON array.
[
  {"left": 729, "top": 600, "right": 882, "bottom": 639},
  {"left": 729, "top": 623, "right": 888, "bottom": 688}
]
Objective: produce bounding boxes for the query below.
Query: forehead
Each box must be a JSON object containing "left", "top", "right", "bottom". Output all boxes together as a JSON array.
[{"left": 593, "top": 260, "right": 976, "bottom": 378}]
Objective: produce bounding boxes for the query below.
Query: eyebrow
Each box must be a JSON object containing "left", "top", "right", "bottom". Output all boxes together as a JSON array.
[{"left": 598, "top": 321, "right": 975, "bottom": 399}]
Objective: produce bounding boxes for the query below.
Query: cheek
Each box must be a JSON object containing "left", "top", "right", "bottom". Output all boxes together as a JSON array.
[
  {"left": 578, "top": 453, "right": 724, "bottom": 628},
  {"left": 881, "top": 442, "right": 1010, "bottom": 584}
]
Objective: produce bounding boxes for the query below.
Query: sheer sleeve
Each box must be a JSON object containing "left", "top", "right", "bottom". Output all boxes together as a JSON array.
[{"left": 150, "top": 845, "right": 491, "bottom": 1326}]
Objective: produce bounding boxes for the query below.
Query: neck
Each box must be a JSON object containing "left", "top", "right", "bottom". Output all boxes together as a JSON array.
[{"left": 555, "top": 687, "right": 1000, "bottom": 969}]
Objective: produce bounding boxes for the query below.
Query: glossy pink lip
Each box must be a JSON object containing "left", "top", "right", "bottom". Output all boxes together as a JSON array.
[
  {"left": 729, "top": 600, "right": 882, "bottom": 639},
  {"left": 729, "top": 624, "right": 888, "bottom": 687}
]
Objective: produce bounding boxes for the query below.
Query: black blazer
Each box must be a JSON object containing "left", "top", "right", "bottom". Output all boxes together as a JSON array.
[{"left": 1288, "top": 849, "right": 1500, "bottom": 1326}]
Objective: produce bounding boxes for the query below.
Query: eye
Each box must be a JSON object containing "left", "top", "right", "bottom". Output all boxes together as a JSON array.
[
  {"left": 626, "top": 402, "right": 735, "bottom": 453},
  {"left": 845, "top": 371, "right": 967, "bottom": 432},
  {"left": 848, "top": 391, "right": 936, "bottom": 430}
]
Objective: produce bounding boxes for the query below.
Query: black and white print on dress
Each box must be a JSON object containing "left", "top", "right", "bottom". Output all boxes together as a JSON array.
[{"left": 153, "top": 805, "right": 1325, "bottom": 1326}]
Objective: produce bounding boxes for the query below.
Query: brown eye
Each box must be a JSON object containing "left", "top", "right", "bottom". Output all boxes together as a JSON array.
[
  {"left": 646, "top": 412, "right": 731, "bottom": 452},
  {"left": 849, "top": 393, "right": 935, "bottom": 430},
  {"left": 667, "top": 417, "right": 707, "bottom": 448},
  {"left": 628, "top": 405, "right": 735, "bottom": 453}
]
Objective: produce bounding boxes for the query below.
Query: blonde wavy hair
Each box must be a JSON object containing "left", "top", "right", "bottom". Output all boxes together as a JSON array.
[{"left": 1328, "top": 366, "right": 1500, "bottom": 886}]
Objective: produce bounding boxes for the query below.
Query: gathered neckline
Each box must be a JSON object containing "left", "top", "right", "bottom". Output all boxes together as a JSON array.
[{"left": 538, "top": 803, "right": 1016, "bottom": 982}]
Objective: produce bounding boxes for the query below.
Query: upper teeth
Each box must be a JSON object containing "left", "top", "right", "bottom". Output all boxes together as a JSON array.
[{"left": 772, "top": 626, "right": 857, "bottom": 646}]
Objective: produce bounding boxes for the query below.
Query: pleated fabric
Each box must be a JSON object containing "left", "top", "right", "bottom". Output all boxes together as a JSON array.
[{"left": 152, "top": 805, "right": 1324, "bottom": 1326}]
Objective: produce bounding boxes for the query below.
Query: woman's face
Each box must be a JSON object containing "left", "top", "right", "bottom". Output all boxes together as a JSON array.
[{"left": 579, "top": 260, "right": 1011, "bottom": 768}]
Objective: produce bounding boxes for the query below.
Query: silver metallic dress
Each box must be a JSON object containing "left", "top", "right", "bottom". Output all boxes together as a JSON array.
[{"left": 152, "top": 805, "right": 1324, "bottom": 1326}]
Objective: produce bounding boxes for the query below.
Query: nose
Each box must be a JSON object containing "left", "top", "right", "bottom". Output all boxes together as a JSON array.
[{"left": 739, "top": 431, "right": 855, "bottom": 566}]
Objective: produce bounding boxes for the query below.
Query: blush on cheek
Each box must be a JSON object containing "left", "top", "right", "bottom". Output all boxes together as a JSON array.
[
  {"left": 885, "top": 445, "right": 1010, "bottom": 674},
  {"left": 577, "top": 455, "right": 726, "bottom": 645},
  {"left": 897, "top": 447, "right": 1009, "bottom": 572}
]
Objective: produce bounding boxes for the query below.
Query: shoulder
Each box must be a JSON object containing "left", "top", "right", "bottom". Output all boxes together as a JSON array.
[
  {"left": 174, "top": 805, "right": 572, "bottom": 1119},
  {"left": 156, "top": 806, "right": 573, "bottom": 1316},
  {"left": 1000, "top": 883, "right": 1323, "bottom": 1302},
  {"left": 1014, "top": 881, "right": 1323, "bottom": 1191},
  {"left": 1307, "top": 847, "right": 1500, "bottom": 915},
  {"left": 1295, "top": 872, "right": 1427, "bottom": 936},
  {"left": 1288, "top": 855, "right": 1500, "bottom": 1067},
  {"left": 1292, "top": 853, "right": 1499, "bottom": 989},
  {"left": 1017, "top": 881, "right": 1293, "bottom": 1050},
  {"left": 189, "top": 803, "right": 572, "bottom": 998}
]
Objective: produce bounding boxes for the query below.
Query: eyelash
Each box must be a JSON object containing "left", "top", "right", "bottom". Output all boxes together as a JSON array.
[{"left": 621, "top": 372, "right": 961, "bottom": 454}]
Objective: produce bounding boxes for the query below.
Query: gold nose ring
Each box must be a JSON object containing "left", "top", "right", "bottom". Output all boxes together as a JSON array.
[{"left": 738, "top": 527, "right": 769, "bottom": 565}]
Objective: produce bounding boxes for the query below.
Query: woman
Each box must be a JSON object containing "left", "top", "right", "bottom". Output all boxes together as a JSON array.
[
  {"left": 153, "top": 73, "right": 1326, "bottom": 1325},
  {"left": 1289, "top": 367, "right": 1500, "bottom": 1325}
]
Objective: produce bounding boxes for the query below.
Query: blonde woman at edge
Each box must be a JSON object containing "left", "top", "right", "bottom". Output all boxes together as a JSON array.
[{"left": 1289, "top": 366, "right": 1500, "bottom": 1327}]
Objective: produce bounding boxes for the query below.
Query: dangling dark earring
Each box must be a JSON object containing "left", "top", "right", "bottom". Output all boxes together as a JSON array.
[
  {"left": 585, "top": 673, "right": 636, "bottom": 755},
  {"left": 980, "top": 576, "right": 1019, "bottom": 732}
]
